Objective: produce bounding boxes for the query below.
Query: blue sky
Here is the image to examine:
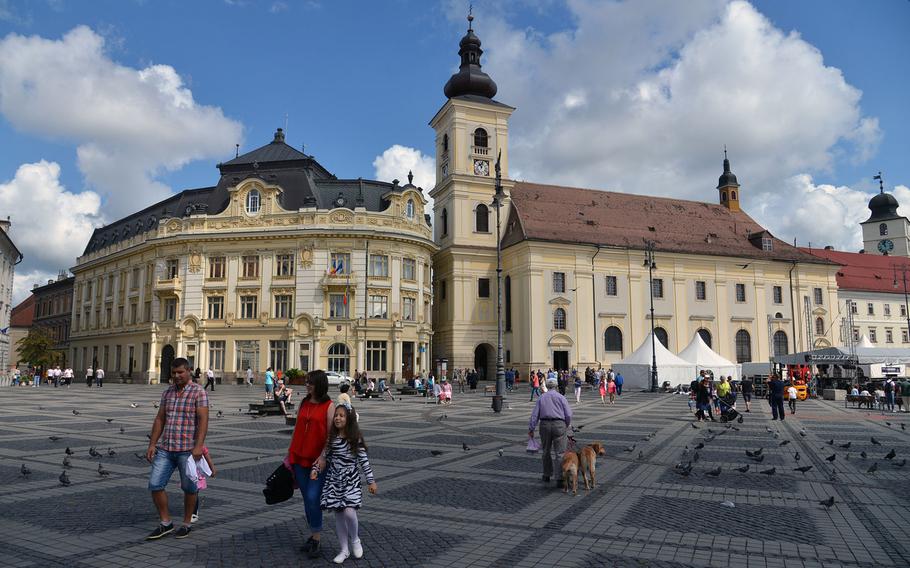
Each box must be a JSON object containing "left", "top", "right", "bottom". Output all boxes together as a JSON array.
[{"left": 0, "top": 0, "right": 907, "bottom": 303}]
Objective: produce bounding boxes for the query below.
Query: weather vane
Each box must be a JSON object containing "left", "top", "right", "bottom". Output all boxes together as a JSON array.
[
  {"left": 873, "top": 171, "right": 884, "bottom": 193},
  {"left": 468, "top": 4, "right": 473, "bottom": 29}
]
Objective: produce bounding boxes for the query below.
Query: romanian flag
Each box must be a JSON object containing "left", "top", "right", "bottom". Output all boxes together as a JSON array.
[{"left": 343, "top": 293, "right": 348, "bottom": 305}]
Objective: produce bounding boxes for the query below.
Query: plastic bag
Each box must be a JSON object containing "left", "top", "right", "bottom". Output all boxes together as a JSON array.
[{"left": 526, "top": 437, "right": 541, "bottom": 453}]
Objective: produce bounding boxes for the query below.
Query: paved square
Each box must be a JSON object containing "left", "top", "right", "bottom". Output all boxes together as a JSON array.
[{"left": 1, "top": 383, "right": 909, "bottom": 567}]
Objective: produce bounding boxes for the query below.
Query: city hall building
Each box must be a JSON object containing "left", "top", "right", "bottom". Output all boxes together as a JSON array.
[{"left": 69, "top": 130, "right": 435, "bottom": 383}]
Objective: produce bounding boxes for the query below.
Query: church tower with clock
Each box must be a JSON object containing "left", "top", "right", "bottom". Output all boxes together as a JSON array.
[
  {"left": 861, "top": 179, "right": 910, "bottom": 257},
  {"left": 429, "top": 13, "right": 515, "bottom": 375}
]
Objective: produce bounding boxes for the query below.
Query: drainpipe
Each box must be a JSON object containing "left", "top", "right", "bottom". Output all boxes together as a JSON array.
[{"left": 592, "top": 245, "right": 602, "bottom": 366}]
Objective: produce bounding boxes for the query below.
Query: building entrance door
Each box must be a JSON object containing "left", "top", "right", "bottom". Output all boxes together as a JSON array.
[
  {"left": 553, "top": 350, "right": 569, "bottom": 371},
  {"left": 160, "top": 345, "right": 175, "bottom": 382},
  {"left": 402, "top": 342, "right": 415, "bottom": 379}
]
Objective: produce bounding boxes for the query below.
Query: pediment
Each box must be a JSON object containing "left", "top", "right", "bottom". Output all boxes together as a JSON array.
[
  {"left": 548, "top": 334, "right": 574, "bottom": 347},
  {"left": 549, "top": 296, "right": 571, "bottom": 306}
]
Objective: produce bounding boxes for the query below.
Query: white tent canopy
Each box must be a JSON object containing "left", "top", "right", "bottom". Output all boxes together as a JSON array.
[
  {"left": 857, "top": 335, "right": 874, "bottom": 349},
  {"left": 677, "top": 332, "right": 740, "bottom": 380},
  {"left": 613, "top": 332, "right": 696, "bottom": 390}
]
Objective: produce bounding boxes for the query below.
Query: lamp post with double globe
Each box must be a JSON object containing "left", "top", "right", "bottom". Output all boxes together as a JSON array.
[
  {"left": 491, "top": 151, "right": 507, "bottom": 412},
  {"left": 644, "top": 241, "right": 658, "bottom": 392}
]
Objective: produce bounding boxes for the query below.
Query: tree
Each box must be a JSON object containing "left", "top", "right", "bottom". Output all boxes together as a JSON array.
[{"left": 16, "top": 330, "right": 62, "bottom": 370}]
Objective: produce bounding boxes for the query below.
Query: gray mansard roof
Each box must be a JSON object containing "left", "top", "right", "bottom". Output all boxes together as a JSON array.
[{"left": 82, "top": 129, "right": 427, "bottom": 255}]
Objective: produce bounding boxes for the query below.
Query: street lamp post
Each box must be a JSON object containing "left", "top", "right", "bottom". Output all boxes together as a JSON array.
[
  {"left": 893, "top": 264, "right": 910, "bottom": 350},
  {"left": 492, "top": 151, "right": 507, "bottom": 412},
  {"left": 644, "top": 241, "right": 658, "bottom": 392}
]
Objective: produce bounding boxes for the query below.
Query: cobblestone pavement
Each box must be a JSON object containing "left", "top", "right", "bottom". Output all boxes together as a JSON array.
[{"left": 1, "top": 383, "right": 909, "bottom": 567}]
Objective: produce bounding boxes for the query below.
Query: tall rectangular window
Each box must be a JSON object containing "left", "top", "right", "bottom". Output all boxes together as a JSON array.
[
  {"left": 165, "top": 259, "right": 179, "bottom": 279},
  {"left": 274, "top": 294, "right": 292, "bottom": 319},
  {"left": 369, "top": 254, "right": 389, "bottom": 277},
  {"left": 117, "top": 306, "right": 124, "bottom": 327},
  {"left": 163, "top": 298, "right": 177, "bottom": 321},
  {"left": 275, "top": 254, "right": 294, "bottom": 277},
  {"left": 115, "top": 345, "right": 122, "bottom": 371},
  {"left": 402, "top": 258, "right": 416, "bottom": 281},
  {"left": 853, "top": 328, "right": 860, "bottom": 342},
  {"left": 208, "top": 256, "right": 226, "bottom": 279},
  {"left": 735, "top": 283, "right": 746, "bottom": 303},
  {"left": 330, "top": 252, "right": 350, "bottom": 275},
  {"left": 869, "top": 328, "right": 878, "bottom": 343},
  {"left": 773, "top": 286, "right": 783, "bottom": 304},
  {"left": 553, "top": 272, "right": 566, "bottom": 293},
  {"left": 269, "top": 340, "right": 288, "bottom": 371},
  {"left": 402, "top": 297, "right": 416, "bottom": 321},
  {"left": 884, "top": 304, "right": 891, "bottom": 316},
  {"left": 329, "top": 294, "right": 348, "bottom": 318},
  {"left": 886, "top": 329, "right": 894, "bottom": 343},
  {"left": 369, "top": 295, "right": 388, "bottom": 319},
  {"left": 868, "top": 303, "right": 875, "bottom": 315},
  {"left": 208, "top": 341, "right": 225, "bottom": 372},
  {"left": 652, "top": 278, "right": 664, "bottom": 299},
  {"left": 813, "top": 287, "right": 824, "bottom": 305},
  {"left": 606, "top": 275, "right": 617, "bottom": 296},
  {"left": 478, "top": 278, "right": 490, "bottom": 298},
  {"left": 207, "top": 296, "right": 224, "bottom": 319},
  {"left": 695, "top": 281, "right": 706, "bottom": 301},
  {"left": 902, "top": 304, "right": 908, "bottom": 317},
  {"left": 903, "top": 329, "right": 909, "bottom": 343},
  {"left": 851, "top": 301, "right": 859, "bottom": 314},
  {"left": 144, "top": 301, "right": 151, "bottom": 322},
  {"left": 131, "top": 268, "right": 141, "bottom": 289},
  {"left": 242, "top": 255, "right": 259, "bottom": 279},
  {"left": 440, "top": 280, "right": 446, "bottom": 300},
  {"left": 366, "top": 340, "right": 387, "bottom": 372},
  {"left": 240, "top": 295, "right": 258, "bottom": 319}
]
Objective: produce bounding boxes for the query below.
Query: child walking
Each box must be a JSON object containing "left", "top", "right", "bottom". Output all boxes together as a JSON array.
[
  {"left": 312, "top": 404, "right": 377, "bottom": 564},
  {"left": 599, "top": 377, "right": 607, "bottom": 405},
  {"left": 190, "top": 446, "right": 216, "bottom": 523},
  {"left": 608, "top": 378, "right": 617, "bottom": 404}
]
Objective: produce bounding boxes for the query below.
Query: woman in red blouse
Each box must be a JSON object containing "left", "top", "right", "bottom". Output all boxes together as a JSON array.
[{"left": 287, "top": 370, "right": 335, "bottom": 558}]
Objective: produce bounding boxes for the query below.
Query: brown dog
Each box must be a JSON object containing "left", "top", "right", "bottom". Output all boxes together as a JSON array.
[
  {"left": 561, "top": 450, "right": 580, "bottom": 495},
  {"left": 579, "top": 442, "right": 606, "bottom": 490}
]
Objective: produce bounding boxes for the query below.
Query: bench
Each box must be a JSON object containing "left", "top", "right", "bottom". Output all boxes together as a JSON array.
[
  {"left": 285, "top": 415, "right": 297, "bottom": 426},
  {"left": 397, "top": 387, "right": 419, "bottom": 395},
  {"left": 248, "top": 400, "right": 295, "bottom": 416},
  {"left": 357, "top": 392, "right": 381, "bottom": 400},
  {"left": 845, "top": 394, "right": 874, "bottom": 409}
]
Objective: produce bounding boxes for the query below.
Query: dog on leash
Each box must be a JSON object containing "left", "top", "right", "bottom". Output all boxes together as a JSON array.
[
  {"left": 561, "top": 450, "right": 580, "bottom": 495},
  {"left": 579, "top": 442, "right": 606, "bottom": 490}
]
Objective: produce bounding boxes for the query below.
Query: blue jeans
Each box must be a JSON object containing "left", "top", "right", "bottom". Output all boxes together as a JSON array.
[
  {"left": 293, "top": 464, "right": 326, "bottom": 532},
  {"left": 886, "top": 392, "right": 895, "bottom": 411},
  {"left": 529, "top": 387, "right": 540, "bottom": 401},
  {"left": 615, "top": 383, "right": 623, "bottom": 396},
  {"left": 148, "top": 448, "right": 197, "bottom": 494}
]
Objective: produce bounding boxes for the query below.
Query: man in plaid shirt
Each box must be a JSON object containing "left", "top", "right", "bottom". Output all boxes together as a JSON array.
[{"left": 145, "top": 357, "right": 209, "bottom": 540}]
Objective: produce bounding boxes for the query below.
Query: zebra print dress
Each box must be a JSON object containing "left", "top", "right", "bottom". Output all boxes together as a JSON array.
[{"left": 320, "top": 436, "right": 375, "bottom": 510}]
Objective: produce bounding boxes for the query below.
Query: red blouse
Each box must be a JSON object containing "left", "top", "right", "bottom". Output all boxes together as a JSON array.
[{"left": 288, "top": 398, "right": 333, "bottom": 467}]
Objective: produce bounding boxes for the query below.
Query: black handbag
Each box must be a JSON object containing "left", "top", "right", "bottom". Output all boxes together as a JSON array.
[{"left": 263, "top": 463, "right": 295, "bottom": 505}]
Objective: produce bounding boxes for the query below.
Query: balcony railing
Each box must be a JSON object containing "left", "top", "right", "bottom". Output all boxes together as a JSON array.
[{"left": 471, "top": 145, "right": 490, "bottom": 156}]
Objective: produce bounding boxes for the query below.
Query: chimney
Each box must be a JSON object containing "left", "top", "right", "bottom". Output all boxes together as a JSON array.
[{"left": 824, "top": 245, "right": 834, "bottom": 250}]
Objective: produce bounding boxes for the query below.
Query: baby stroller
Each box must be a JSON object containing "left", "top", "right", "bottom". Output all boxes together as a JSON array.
[{"left": 717, "top": 393, "right": 744, "bottom": 423}]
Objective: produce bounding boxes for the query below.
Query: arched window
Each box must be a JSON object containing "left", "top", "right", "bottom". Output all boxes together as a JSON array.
[
  {"left": 327, "top": 343, "right": 350, "bottom": 374},
  {"left": 698, "top": 328, "right": 712, "bottom": 348},
  {"left": 604, "top": 326, "right": 623, "bottom": 353},
  {"left": 473, "top": 128, "right": 488, "bottom": 148},
  {"left": 735, "top": 330, "right": 752, "bottom": 363},
  {"left": 504, "top": 276, "right": 512, "bottom": 331},
  {"left": 553, "top": 308, "right": 566, "bottom": 330},
  {"left": 721, "top": 191, "right": 728, "bottom": 202},
  {"left": 773, "top": 330, "right": 788, "bottom": 356},
  {"left": 815, "top": 317, "right": 825, "bottom": 336},
  {"left": 475, "top": 204, "right": 489, "bottom": 233},
  {"left": 406, "top": 199, "right": 415, "bottom": 219},
  {"left": 246, "top": 189, "right": 261, "bottom": 214},
  {"left": 442, "top": 133, "right": 449, "bottom": 153},
  {"left": 880, "top": 223, "right": 888, "bottom": 236},
  {"left": 654, "top": 327, "right": 669, "bottom": 349},
  {"left": 441, "top": 208, "right": 448, "bottom": 236}
]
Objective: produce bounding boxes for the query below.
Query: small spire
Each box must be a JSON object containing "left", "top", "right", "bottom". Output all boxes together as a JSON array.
[
  {"left": 235, "top": 143, "right": 239, "bottom": 158},
  {"left": 467, "top": 4, "right": 473, "bottom": 30},
  {"left": 273, "top": 128, "right": 285, "bottom": 143},
  {"left": 874, "top": 171, "right": 884, "bottom": 194},
  {"left": 723, "top": 144, "right": 727, "bottom": 160},
  {"left": 408, "top": 170, "right": 414, "bottom": 185}
]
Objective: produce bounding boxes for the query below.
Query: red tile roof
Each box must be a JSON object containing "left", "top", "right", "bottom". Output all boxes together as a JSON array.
[
  {"left": 801, "top": 247, "right": 910, "bottom": 294},
  {"left": 503, "top": 181, "right": 829, "bottom": 264},
  {"left": 10, "top": 294, "right": 34, "bottom": 327}
]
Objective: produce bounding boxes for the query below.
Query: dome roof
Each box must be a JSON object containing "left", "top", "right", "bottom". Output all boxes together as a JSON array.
[
  {"left": 867, "top": 191, "right": 900, "bottom": 222},
  {"left": 716, "top": 157, "right": 739, "bottom": 188},
  {"left": 443, "top": 16, "right": 498, "bottom": 100}
]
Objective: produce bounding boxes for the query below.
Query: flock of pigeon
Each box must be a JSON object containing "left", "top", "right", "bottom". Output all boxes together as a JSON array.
[{"left": 672, "top": 420, "right": 906, "bottom": 511}]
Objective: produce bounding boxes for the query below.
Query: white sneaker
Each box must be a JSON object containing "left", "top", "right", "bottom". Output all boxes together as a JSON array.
[
  {"left": 190, "top": 513, "right": 198, "bottom": 523},
  {"left": 351, "top": 539, "right": 363, "bottom": 559},
  {"left": 333, "top": 550, "right": 349, "bottom": 564}
]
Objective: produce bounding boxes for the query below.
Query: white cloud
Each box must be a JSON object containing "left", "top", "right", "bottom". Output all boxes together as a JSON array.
[
  {"left": 464, "top": 0, "right": 887, "bottom": 249},
  {"left": 0, "top": 26, "right": 243, "bottom": 219},
  {"left": 0, "top": 161, "right": 102, "bottom": 303},
  {"left": 372, "top": 144, "right": 436, "bottom": 221}
]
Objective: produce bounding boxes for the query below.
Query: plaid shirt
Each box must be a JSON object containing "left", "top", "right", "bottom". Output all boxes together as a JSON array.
[{"left": 158, "top": 382, "right": 208, "bottom": 452}]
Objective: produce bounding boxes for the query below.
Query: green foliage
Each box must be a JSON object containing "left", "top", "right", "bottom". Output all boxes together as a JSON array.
[
  {"left": 16, "top": 330, "right": 62, "bottom": 369},
  {"left": 285, "top": 368, "right": 303, "bottom": 380}
]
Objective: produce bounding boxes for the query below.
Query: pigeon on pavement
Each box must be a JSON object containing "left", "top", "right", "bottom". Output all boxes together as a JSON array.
[
  {"left": 706, "top": 467, "right": 722, "bottom": 477},
  {"left": 72, "top": 409, "right": 80, "bottom": 416},
  {"left": 65, "top": 447, "right": 74, "bottom": 456},
  {"left": 59, "top": 471, "right": 71, "bottom": 486},
  {"left": 98, "top": 464, "right": 111, "bottom": 477},
  {"left": 819, "top": 496, "right": 835, "bottom": 508},
  {"left": 867, "top": 462, "right": 878, "bottom": 474},
  {"left": 48, "top": 436, "right": 61, "bottom": 442},
  {"left": 759, "top": 467, "right": 776, "bottom": 476},
  {"left": 735, "top": 465, "right": 750, "bottom": 473},
  {"left": 20, "top": 464, "right": 31, "bottom": 478},
  {"left": 884, "top": 449, "right": 897, "bottom": 460},
  {"left": 462, "top": 442, "right": 470, "bottom": 451},
  {"left": 720, "top": 500, "right": 735, "bottom": 508},
  {"left": 838, "top": 442, "right": 851, "bottom": 449},
  {"left": 825, "top": 453, "right": 836, "bottom": 463},
  {"left": 871, "top": 437, "right": 882, "bottom": 446},
  {"left": 794, "top": 465, "right": 813, "bottom": 474}
]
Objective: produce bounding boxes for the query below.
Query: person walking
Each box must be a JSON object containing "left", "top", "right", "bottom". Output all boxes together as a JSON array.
[
  {"left": 787, "top": 383, "right": 799, "bottom": 415},
  {"left": 740, "top": 376, "right": 753, "bottom": 412},
  {"left": 529, "top": 372, "right": 541, "bottom": 402},
  {"left": 694, "top": 376, "right": 715, "bottom": 422},
  {"left": 264, "top": 367, "right": 275, "bottom": 399},
  {"left": 85, "top": 366, "right": 93, "bottom": 388},
  {"left": 884, "top": 377, "right": 897, "bottom": 413},
  {"left": 599, "top": 377, "right": 607, "bottom": 405},
  {"left": 573, "top": 373, "right": 583, "bottom": 404},
  {"left": 528, "top": 377, "right": 572, "bottom": 485},
  {"left": 315, "top": 404, "right": 377, "bottom": 564},
  {"left": 95, "top": 367, "right": 105, "bottom": 388},
  {"left": 288, "top": 371, "right": 335, "bottom": 559},
  {"left": 193, "top": 367, "right": 201, "bottom": 384},
  {"left": 614, "top": 372, "right": 624, "bottom": 396},
  {"left": 246, "top": 366, "right": 254, "bottom": 388},
  {"left": 145, "top": 357, "right": 209, "bottom": 540},
  {"left": 768, "top": 374, "right": 786, "bottom": 421},
  {"left": 204, "top": 368, "right": 216, "bottom": 392}
]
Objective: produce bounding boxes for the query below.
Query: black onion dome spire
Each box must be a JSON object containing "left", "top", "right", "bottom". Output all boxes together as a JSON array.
[
  {"left": 866, "top": 171, "right": 900, "bottom": 221},
  {"left": 443, "top": 12, "right": 498, "bottom": 99},
  {"left": 717, "top": 148, "right": 739, "bottom": 188}
]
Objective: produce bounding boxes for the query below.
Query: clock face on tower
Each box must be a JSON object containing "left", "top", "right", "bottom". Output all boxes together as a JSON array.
[
  {"left": 473, "top": 159, "right": 489, "bottom": 176},
  {"left": 878, "top": 239, "right": 894, "bottom": 253}
]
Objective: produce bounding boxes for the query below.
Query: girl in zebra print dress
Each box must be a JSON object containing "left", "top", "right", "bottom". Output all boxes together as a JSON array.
[{"left": 311, "top": 404, "right": 377, "bottom": 564}]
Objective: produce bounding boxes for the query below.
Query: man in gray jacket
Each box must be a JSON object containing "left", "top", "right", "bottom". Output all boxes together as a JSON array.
[{"left": 528, "top": 377, "right": 573, "bottom": 484}]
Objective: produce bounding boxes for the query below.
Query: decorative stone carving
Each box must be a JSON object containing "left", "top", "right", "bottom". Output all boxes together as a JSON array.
[
  {"left": 298, "top": 245, "right": 314, "bottom": 268},
  {"left": 330, "top": 211, "right": 353, "bottom": 224},
  {"left": 260, "top": 311, "right": 269, "bottom": 325},
  {"left": 188, "top": 251, "right": 202, "bottom": 274},
  {"left": 225, "top": 312, "right": 234, "bottom": 326}
]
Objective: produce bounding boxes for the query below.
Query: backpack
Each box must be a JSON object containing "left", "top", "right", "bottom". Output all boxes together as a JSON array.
[{"left": 884, "top": 380, "right": 893, "bottom": 393}]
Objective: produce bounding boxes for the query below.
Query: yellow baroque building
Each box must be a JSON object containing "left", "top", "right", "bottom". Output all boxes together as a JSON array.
[
  {"left": 69, "top": 129, "right": 435, "bottom": 383},
  {"left": 429, "top": 20, "right": 840, "bottom": 383}
]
